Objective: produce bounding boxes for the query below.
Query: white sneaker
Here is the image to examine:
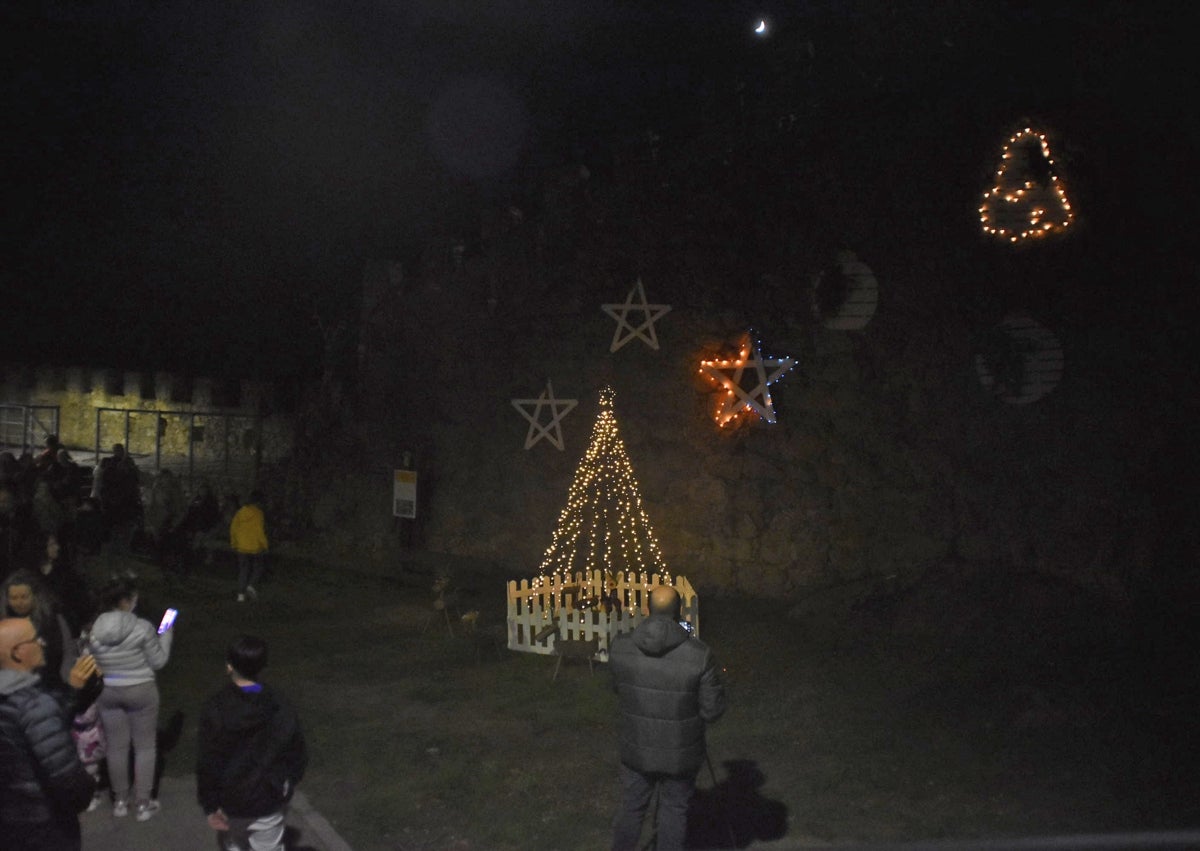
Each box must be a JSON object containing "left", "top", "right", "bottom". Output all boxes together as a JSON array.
[
  {"left": 113, "top": 799, "right": 129, "bottom": 818},
  {"left": 86, "top": 792, "right": 102, "bottom": 812},
  {"left": 245, "top": 585, "right": 258, "bottom": 601},
  {"left": 236, "top": 593, "right": 246, "bottom": 603},
  {"left": 136, "top": 799, "right": 160, "bottom": 822}
]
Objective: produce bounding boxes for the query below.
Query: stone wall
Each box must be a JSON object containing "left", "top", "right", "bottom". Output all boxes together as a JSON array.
[
  {"left": 333, "top": 301, "right": 1166, "bottom": 606},
  {"left": 0, "top": 364, "right": 294, "bottom": 493}
]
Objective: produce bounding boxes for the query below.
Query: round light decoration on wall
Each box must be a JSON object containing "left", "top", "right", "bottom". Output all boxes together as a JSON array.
[
  {"left": 811, "top": 250, "right": 879, "bottom": 331},
  {"left": 974, "top": 314, "right": 1064, "bottom": 404},
  {"left": 979, "top": 127, "right": 1074, "bottom": 243}
]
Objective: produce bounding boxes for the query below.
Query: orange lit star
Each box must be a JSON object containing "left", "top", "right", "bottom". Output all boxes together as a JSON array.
[{"left": 698, "top": 333, "right": 796, "bottom": 426}]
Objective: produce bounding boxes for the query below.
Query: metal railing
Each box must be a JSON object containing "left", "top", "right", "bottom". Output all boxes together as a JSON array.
[
  {"left": 0, "top": 403, "right": 60, "bottom": 456},
  {"left": 93, "top": 406, "right": 262, "bottom": 493}
]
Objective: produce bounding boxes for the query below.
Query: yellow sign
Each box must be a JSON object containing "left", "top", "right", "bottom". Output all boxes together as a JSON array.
[{"left": 393, "top": 469, "right": 417, "bottom": 518}]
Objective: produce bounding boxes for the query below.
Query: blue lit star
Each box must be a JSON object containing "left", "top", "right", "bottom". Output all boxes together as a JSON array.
[{"left": 698, "top": 332, "right": 796, "bottom": 426}]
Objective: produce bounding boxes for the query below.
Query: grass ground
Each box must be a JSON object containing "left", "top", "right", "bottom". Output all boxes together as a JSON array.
[{"left": 97, "top": 547, "right": 1198, "bottom": 851}]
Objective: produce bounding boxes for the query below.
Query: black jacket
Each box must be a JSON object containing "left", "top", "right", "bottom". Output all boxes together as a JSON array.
[
  {"left": 0, "top": 669, "right": 96, "bottom": 828},
  {"left": 196, "top": 682, "right": 308, "bottom": 818},
  {"left": 609, "top": 614, "right": 727, "bottom": 776}
]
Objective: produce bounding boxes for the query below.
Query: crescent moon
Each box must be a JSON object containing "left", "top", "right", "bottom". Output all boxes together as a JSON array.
[{"left": 755, "top": 20, "right": 767, "bottom": 34}]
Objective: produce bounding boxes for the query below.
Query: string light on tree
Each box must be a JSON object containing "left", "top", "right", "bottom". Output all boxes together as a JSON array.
[
  {"left": 698, "top": 331, "right": 797, "bottom": 427},
  {"left": 531, "top": 387, "right": 671, "bottom": 601},
  {"left": 979, "top": 127, "right": 1074, "bottom": 243}
]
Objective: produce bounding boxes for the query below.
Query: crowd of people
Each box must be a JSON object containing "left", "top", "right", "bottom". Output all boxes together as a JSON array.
[
  {"left": 3, "top": 436, "right": 729, "bottom": 851},
  {"left": 0, "top": 604, "right": 307, "bottom": 851},
  {"left": 0, "top": 436, "right": 300, "bottom": 849},
  {"left": 1, "top": 437, "right": 230, "bottom": 582}
]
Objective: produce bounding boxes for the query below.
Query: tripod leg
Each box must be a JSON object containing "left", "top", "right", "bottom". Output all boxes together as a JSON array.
[{"left": 705, "top": 752, "right": 737, "bottom": 849}]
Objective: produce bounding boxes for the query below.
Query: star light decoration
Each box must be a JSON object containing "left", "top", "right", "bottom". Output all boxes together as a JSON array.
[
  {"left": 532, "top": 387, "right": 670, "bottom": 596},
  {"left": 979, "top": 127, "right": 1074, "bottom": 243},
  {"left": 698, "top": 332, "right": 797, "bottom": 427},
  {"left": 601, "top": 278, "right": 672, "bottom": 352},
  {"left": 511, "top": 379, "right": 578, "bottom": 451}
]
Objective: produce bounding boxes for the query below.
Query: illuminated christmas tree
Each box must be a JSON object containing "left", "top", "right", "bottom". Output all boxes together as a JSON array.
[{"left": 534, "top": 387, "right": 670, "bottom": 591}]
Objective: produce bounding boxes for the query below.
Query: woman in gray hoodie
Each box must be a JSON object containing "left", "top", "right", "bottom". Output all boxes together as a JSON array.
[{"left": 86, "top": 575, "right": 173, "bottom": 822}]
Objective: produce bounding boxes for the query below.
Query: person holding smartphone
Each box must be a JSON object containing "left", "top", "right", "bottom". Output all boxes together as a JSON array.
[
  {"left": 0, "top": 616, "right": 103, "bottom": 851},
  {"left": 86, "top": 575, "right": 175, "bottom": 823}
]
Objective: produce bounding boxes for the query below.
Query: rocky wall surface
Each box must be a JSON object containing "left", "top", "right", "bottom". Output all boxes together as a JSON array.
[{"left": 322, "top": 300, "right": 1167, "bottom": 607}]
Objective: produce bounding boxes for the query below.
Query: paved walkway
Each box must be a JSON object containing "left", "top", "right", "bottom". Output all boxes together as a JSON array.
[{"left": 81, "top": 775, "right": 353, "bottom": 851}]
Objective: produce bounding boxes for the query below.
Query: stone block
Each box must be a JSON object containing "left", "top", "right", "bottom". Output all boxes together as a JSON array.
[
  {"left": 34, "top": 366, "right": 58, "bottom": 394},
  {"left": 193, "top": 378, "right": 213, "bottom": 409},
  {"left": 956, "top": 532, "right": 998, "bottom": 563},
  {"left": 758, "top": 509, "right": 805, "bottom": 566},
  {"left": 734, "top": 510, "right": 760, "bottom": 541},
  {"left": 66, "top": 367, "right": 85, "bottom": 394},
  {"left": 155, "top": 372, "right": 174, "bottom": 402},
  {"left": 241, "top": 380, "right": 262, "bottom": 411},
  {"left": 755, "top": 563, "right": 791, "bottom": 597}
]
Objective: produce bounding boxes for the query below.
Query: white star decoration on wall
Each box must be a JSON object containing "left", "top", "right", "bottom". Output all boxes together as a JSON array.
[
  {"left": 511, "top": 379, "right": 578, "bottom": 450},
  {"left": 698, "top": 332, "right": 797, "bottom": 426},
  {"left": 601, "top": 278, "right": 672, "bottom": 352}
]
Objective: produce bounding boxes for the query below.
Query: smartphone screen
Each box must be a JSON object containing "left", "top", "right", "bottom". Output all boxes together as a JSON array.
[{"left": 158, "top": 608, "right": 178, "bottom": 634}]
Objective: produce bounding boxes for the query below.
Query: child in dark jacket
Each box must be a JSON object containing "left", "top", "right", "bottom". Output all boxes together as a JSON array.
[{"left": 197, "top": 635, "right": 306, "bottom": 851}]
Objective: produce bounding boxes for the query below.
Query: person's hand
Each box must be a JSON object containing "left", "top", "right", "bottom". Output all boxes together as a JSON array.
[
  {"left": 207, "top": 809, "right": 230, "bottom": 831},
  {"left": 68, "top": 655, "right": 101, "bottom": 689}
]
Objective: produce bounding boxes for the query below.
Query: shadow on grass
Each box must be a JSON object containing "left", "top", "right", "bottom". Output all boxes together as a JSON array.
[{"left": 686, "top": 758, "right": 788, "bottom": 849}]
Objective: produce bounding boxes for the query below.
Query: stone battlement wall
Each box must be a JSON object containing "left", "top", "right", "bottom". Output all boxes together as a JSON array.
[{"left": 0, "top": 365, "right": 293, "bottom": 488}]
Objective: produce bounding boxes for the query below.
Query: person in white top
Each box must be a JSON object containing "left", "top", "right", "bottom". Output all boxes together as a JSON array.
[{"left": 86, "top": 575, "right": 174, "bottom": 822}]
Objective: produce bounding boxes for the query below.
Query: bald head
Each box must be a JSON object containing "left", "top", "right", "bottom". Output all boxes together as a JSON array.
[
  {"left": 0, "top": 617, "right": 42, "bottom": 672},
  {"left": 648, "top": 586, "right": 681, "bottom": 619}
]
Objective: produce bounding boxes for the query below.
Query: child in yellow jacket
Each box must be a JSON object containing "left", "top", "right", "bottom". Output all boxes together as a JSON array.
[{"left": 230, "top": 491, "right": 268, "bottom": 602}]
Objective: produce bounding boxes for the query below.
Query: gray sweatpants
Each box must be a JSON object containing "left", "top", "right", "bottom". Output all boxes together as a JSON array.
[{"left": 96, "top": 680, "right": 160, "bottom": 803}]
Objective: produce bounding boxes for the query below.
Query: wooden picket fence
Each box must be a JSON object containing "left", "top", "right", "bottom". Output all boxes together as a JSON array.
[{"left": 506, "top": 570, "right": 698, "bottom": 661}]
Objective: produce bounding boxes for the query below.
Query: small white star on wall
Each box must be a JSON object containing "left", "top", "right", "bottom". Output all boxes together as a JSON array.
[
  {"left": 511, "top": 379, "right": 578, "bottom": 450},
  {"left": 601, "top": 278, "right": 672, "bottom": 352},
  {"left": 698, "top": 332, "right": 796, "bottom": 426}
]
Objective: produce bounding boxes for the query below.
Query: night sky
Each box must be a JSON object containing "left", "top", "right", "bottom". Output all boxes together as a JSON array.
[{"left": 3, "top": 2, "right": 1195, "bottom": 378}]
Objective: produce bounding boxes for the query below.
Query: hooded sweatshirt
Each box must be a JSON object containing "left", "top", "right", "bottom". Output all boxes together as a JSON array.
[
  {"left": 196, "top": 682, "right": 307, "bottom": 818},
  {"left": 87, "top": 609, "right": 172, "bottom": 687},
  {"left": 608, "top": 613, "right": 727, "bottom": 776},
  {"left": 229, "top": 503, "right": 268, "bottom": 555}
]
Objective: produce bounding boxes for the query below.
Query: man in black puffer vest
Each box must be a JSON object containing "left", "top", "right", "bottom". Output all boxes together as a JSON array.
[
  {"left": 0, "top": 617, "right": 100, "bottom": 851},
  {"left": 609, "top": 585, "right": 726, "bottom": 851}
]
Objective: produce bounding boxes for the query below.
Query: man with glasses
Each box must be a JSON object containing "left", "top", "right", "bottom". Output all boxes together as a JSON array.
[{"left": 0, "top": 617, "right": 101, "bottom": 851}]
